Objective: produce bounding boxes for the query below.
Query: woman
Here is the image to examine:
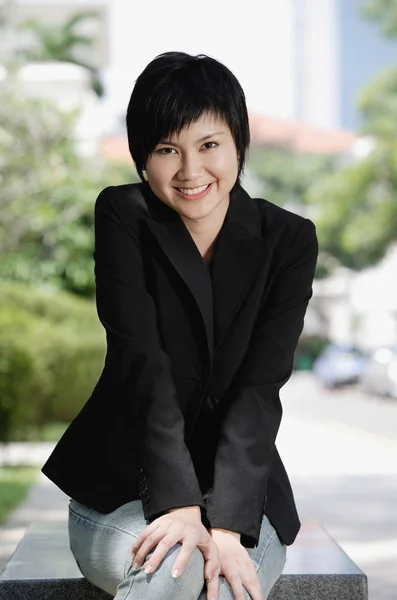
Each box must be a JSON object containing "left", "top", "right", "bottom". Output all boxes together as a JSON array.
[{"left": 42, "top": 51, "right": 318, "bottom": 600}]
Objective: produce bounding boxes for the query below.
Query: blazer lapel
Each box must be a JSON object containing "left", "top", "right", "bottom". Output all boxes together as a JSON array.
[
  {"left": 140, "top": 182, "right": 268, "bottom": 363},
  {"left": 210, "top": 185, "right": 269, "bottom": 351},
  {"left": 142, "top": 184, "right": 214, "bottom": 363}
]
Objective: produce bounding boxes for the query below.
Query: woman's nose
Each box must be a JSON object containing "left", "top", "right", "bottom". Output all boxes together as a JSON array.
[{"left": 177, "top": 152, "right": 204, "bottom": 180}]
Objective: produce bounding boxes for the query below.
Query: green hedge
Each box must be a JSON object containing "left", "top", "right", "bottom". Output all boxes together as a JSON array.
[{"left": 0, "top": 281, "right": 106, "bottom": 441}]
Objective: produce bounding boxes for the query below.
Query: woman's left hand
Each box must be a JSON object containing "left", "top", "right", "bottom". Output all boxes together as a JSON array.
[{"left": 208, "top": 528, "right": 264, "bottom": 600}]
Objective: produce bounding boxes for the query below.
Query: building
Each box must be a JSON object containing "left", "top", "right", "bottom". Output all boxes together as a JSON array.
[
  {"left": 292, "top": 0, "right": 397, "bottom": 130},
  {"left": 8, "top": 0, "right": 397, "bottom": 134}
]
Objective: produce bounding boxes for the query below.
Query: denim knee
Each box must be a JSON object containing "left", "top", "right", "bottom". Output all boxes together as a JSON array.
[{"left": 117, "top": 543, "right": 206, "bottom": 600}]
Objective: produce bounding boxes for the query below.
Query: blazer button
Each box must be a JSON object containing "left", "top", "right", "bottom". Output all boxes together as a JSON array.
[
  {"left": 204, "top": 395, "right": 219, "bottom": 412},
  {"left": 142, "top": 491, "right": 150, "bottom": 504}
]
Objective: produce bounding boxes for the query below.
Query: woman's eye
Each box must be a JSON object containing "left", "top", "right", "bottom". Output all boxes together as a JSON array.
[
  {"left": 157, "top": 147, "right": 176, "bottom": 154},
  {"left": 156, "top": 142, "right": 217, "bottom": 154},
  {"left": 203, "top": 142, "right": 217, "bottom": 150}
]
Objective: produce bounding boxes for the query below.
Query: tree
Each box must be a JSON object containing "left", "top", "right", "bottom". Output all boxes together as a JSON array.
[
  {"left": 0, "top": 0, "right": 104, "bottom": 97},
  {"left": 361, "top": 0, "right": 397, "bottom": 38},
  {"left": 0, "top": 2, "right": 136, "bottom": 296},
  {"left": 246, "top": 146, "right": 340, "bottom": 278},
  {"left": 247, "top": 146, "right": 336, "bottom": 210},
  {"left": 0, "top": 80, "right": 136, "bottom": 297},
  {"left": 306, "top": 0, "right": 397, "bottom": 276},
  {"left": 19, "top": 10, "right": 105, "bottom": 97},
  {"left": 306, "top": 143, "right": 397, "bottom": 273}
]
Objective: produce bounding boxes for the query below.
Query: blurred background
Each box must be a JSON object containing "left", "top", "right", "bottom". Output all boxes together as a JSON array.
[{"left": 0, "top": 0, "right": 396, "bottom": 598}]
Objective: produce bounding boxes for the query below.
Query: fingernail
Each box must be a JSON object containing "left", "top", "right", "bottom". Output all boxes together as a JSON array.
[
  {"left": 172, "top": 568, "right": 180, "bottom": 578},
  {"left": 133, "top": 561, "right": 139, "bottom": 570},
  {"left": 144, "top": 564, "right": 153, "bottom": 574}
]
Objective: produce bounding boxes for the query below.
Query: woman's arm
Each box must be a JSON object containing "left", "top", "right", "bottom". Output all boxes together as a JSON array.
[
  {"left": 205, "top": 218, "right": 318, "bottom": 547},
  {"left": 94, "top": 186, "right": 205, "bottom": 521}
]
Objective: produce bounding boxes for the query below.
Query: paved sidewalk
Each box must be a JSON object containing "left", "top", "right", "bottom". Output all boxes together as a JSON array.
[
  {"left": 0, "top": 374, "right": 396, "bottom": 599},
  {"left": 0, "top": 442, "right": 57, "bottom": 468},
  {"left": 0, "top": 444, "right": 69, "bottom": 574}
]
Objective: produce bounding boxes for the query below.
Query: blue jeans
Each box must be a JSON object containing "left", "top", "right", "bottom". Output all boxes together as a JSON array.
[{"left": 68, "top": 498, "right": 286, "bottom": 600}]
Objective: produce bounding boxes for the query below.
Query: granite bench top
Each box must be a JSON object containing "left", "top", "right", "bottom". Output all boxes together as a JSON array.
[{"left": 0, "top": 520, "right": 368, "bottom": 599}]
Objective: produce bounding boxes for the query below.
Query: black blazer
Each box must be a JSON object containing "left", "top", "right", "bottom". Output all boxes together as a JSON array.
[{"left": 42, "top": 181, "right": 318, "bottom": 548}]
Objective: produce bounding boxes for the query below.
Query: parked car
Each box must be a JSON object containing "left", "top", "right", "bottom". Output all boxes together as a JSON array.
[
  {"left": 360, "top": 346, "right": 397, "bottom": 399},
  {"left": 312, "top": 343, "right": 367, "bottom": 389}
]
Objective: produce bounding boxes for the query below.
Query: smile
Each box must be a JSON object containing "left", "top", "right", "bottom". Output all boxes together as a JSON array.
[{"left": 174, "top": 182, "right": 213, "bottom": 199}]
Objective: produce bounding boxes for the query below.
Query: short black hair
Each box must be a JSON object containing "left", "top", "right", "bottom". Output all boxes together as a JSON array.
[{"left": 126, "top": 51, "right": 250, "bottom": 193}]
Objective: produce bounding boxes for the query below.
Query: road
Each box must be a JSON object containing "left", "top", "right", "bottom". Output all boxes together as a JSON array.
[{"left": 279, "top": 372, "right": 397, "bottom": 600}]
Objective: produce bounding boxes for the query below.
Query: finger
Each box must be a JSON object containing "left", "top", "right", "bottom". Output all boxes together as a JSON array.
[
  {"left": 242, "top": 575, "right": 264, "bottom": 600},
  {"left": 196, "top": 535, "right": 215, "bottom": 563},
  {"left": 203, "top": 553, "right": 220, "bottom": 584},
  {"left": 131, "top": 522, "right": 160, "bottom": 558},
  {"left": 142, "top": 535, "right": 179, "bottom": 575},
  {"left": 197, "top": 536, "right": 219, "bottom": 574},
  {"left": 204, "top": 558, "right": 213, "bottom": 583},
  {"left": 206, "top": 572, "right": 219, "bottom": 600},
  {"left": 225, "top": 573, "right": 245, "bottom": 600},
  {"left": 133, "top": 529, "right": 165, "bottom": 568},
  {"left": 169, "top": 541, "right": 198, "bottom": 578},
  {"left": 243, "top": 564, "right": 264, "bottom": 600}
]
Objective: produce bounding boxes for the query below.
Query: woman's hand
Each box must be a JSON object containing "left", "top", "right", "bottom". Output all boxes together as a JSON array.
[
  {"left": 130, "top": 505, "right": 220, "bottom": 585},
  {"left": 207, "top": 528, "right": 264, "bottom": 600}
]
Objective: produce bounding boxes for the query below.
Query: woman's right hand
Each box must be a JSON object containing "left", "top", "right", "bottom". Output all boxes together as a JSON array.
[{"left": 130, "top": 506, "right": 221, "bottom": 588}]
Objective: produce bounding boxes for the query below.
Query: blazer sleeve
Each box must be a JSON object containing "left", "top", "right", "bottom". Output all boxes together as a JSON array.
[
  {"left": 94, "top": 186, "right": 206, "bottom": 521},
  {"left": 204, "top": 218, "right": 318, "bottom": 547}
]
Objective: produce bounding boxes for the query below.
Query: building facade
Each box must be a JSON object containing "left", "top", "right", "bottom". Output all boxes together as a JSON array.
[{"left": 292, "top": 0, "right": 397, "bottom": 131}]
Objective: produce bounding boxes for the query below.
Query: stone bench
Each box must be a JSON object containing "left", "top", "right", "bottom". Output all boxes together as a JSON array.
[{"left": 0, "top": 521, "right": 368, "bottom": 599}]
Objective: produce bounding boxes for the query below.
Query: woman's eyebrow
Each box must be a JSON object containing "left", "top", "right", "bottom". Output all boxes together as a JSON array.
[{"left": 159, "top": 131, "right": 226, "bottom": 146}]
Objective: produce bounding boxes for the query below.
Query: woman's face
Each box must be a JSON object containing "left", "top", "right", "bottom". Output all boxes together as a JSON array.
[{"left": 145, "top": 113, "right": 239, "bottom": 225}]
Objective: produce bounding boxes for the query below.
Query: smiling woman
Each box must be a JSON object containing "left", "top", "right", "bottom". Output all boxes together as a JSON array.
[
  {"left": 143, "top": 113, "right": 239, "bottom": 264},
  {"left": 42, "top": 50, "right": 318, "bottom": 600},
  {"left": 125, "top": 53, "right": 249, "bottom": 267}
]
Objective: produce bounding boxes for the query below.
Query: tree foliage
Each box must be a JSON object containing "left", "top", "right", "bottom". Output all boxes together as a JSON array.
[
  {"left": 305, "top": 0, "right": 397, "bottom": 275},
  {"left": 19, "top": 10, "right": 105, "bottom": 97},
  {"left": 246, "top": 146, "right": 341, "bottom": 278},
  {"left": 0, "top": 79, "right": 136, "bottom": 297},
  {"left": 361, "top": 0, "right": 397, "bottom": 38},
  {"left": 358, "top": 72, "right": 397, "bottom": 144},
  {"left": 0, "top": 1, "right": 137, "bottom": 297},
  {"left": 247, "top": 146, "right": 336, "bottom": 209},
  {"left": 306, "top": 143, "right": 397, "bottom": 272}
]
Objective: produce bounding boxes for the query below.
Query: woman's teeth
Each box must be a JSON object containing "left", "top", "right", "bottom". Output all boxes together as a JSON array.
[{"left": 177, "top": 184, "right": 210, "bottom": 195}]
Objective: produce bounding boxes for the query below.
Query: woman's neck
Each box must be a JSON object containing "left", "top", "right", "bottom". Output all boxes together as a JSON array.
[{"left": 182, "top": 196, "right": 229, "bottom": 263}]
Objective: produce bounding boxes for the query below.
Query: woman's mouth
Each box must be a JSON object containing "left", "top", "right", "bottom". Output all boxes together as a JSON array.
[{"left": 174, "top": 182, "right": 213, "bottom": 200}]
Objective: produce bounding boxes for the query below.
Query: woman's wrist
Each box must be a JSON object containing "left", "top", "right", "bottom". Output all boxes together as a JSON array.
[
  {"left": 165, "top": 505, "right": 201, "bottom": 518},
  {"left": 209, "top": 527, "right": 241, "bottom": 541}
]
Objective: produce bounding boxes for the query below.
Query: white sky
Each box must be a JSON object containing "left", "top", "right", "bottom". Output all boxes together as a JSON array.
[{"left": 105, "top": 0, "right": 296, "bottom": 121}]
